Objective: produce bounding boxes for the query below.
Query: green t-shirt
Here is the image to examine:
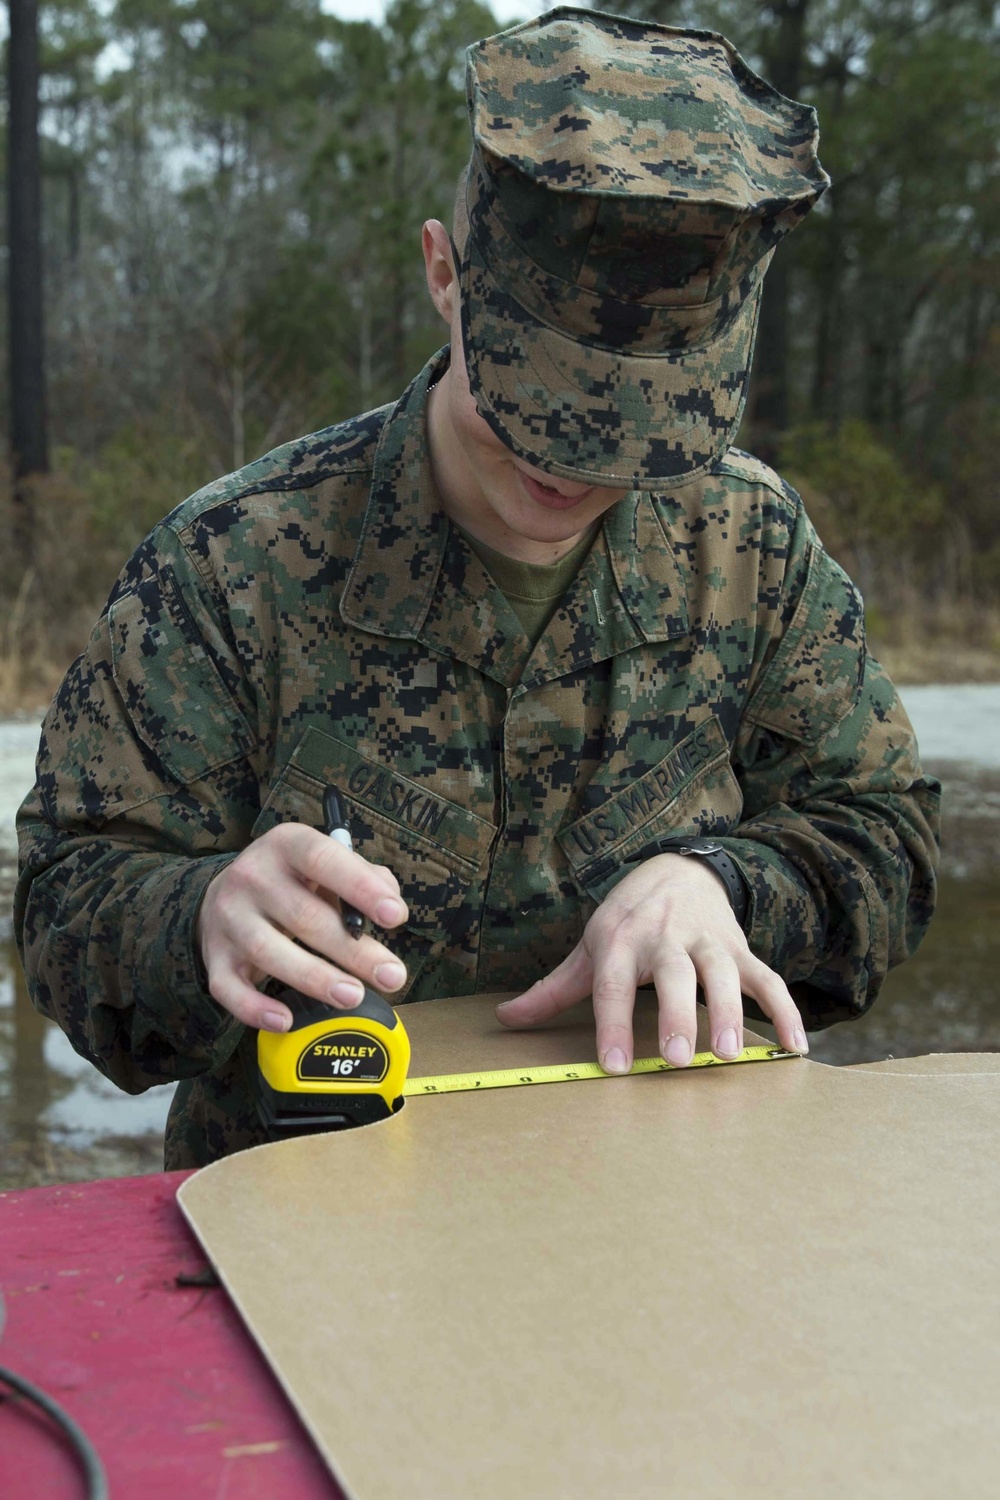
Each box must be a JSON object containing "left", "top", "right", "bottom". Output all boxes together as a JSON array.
[{"left": 456, "top": 522, "right": 599, "bottom": 647}]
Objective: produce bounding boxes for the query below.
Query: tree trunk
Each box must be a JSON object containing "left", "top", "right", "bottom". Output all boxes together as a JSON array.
[
  {"left": 748, "top": 0, "right": 811, "bottom": 460},
  {"left": 8, "top": 0, "right": 49, "bottom": 565},
  {"left": 810, "top": 201, "right": 844, "bottom": 428},
  {"left": 751, "top": 252, "right": 791, "bottom": 463},
  {"left": 863, "top": 319, "right": 888, "bottom": 432},
  {"left": 809, "top": 53, "right": 850, "bottom": 430},
  {"left": 391, "top": 89, "right": 409, "bottom": 392}
]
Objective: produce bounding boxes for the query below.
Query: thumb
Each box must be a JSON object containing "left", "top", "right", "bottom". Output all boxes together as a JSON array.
[{"left": 495, "top": 942, "right": 594, "bottom": 1029}]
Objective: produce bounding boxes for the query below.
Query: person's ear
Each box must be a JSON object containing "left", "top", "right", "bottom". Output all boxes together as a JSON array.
[{"left": 422, "top": 220, "right": 458, "bottom": 326}]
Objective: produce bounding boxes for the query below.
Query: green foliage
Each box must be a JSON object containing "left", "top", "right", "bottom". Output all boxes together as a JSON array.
[
  {"left": 778, "top": 419, "right": 944, "bottom": 601},
  {"left": 39, "top": 0, "right": 108, "bottom": 99},
  {"left": 780, "top": 419, "right": 942, "bottom": 547},
  {"left": 76, "top": 412, "right": 217, "bottom": 544}
]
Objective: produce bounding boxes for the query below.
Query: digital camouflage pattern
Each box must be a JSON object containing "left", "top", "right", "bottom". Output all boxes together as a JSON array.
[
  {"left": 15, "top": 349, "right": 940, "bottom": 1169},
  {"left": 459, "top": 8, "right": 830, "bottom": 484}
]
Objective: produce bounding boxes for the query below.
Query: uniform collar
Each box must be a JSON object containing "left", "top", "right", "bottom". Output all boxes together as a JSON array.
[
  {"left": 521, "top": 496, "right": 688, "bottom": 691},
  {"left": 341, "top": 349, "right": 690, "bottom": 686},
  {"left": 341, "top": 349, "right": 451, "bottom": 640}
]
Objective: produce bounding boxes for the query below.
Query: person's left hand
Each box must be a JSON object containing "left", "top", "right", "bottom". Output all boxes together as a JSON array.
[{"left": 495, "top": 853, "right": 809, "bottom": 1070}]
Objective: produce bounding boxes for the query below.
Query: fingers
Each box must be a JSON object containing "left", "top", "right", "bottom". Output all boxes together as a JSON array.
[
  {"left": 286, "top": 824, "right": 407, "bottom": 929},
  {"left": 738, "top": 953, "right": 809, "bottom": 1055},
  {"left": 651, "top": 945, "right": 748, "bottom": 1068},
  {"left": 498, "top": 942, "right": 641, "bottom": 1076},
  {"left": 652, "top": 947, "right": 699, "bottom": 1067},
  {"left": 213, "top": 907, "right": 402, "bottom": 1005},
  {"left": 589, "top": 950, "right": 640, "bottom": 1075},
  {"left": 197, "top": 823, "right": 411, "bottom": 1030},
  {"left": 208, "top": 961, "right": 300, "bottom": 1034},
  {"left": 654, "top": 944, "right": 807, "bottom": 1066},
  {"left": 692, "top": 944, "right": 746, "bottom": 1062}
]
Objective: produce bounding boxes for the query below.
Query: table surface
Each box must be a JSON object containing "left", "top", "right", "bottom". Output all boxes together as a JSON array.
[{"left": 0, "top": 1170, "right": 341, "bottom": 1498}]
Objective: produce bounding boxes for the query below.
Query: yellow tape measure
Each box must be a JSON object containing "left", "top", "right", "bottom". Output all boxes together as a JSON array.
[
  {"left": 404, "top": 1045, "right": 799, "bottom": 1096},
  {"left": 258, "top": 987, "right": 800, "bottom": 1137}
]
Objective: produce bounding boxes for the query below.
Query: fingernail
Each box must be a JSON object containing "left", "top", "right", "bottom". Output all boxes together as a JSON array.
[
  {"left": 375, "top": 961, "right": 406, "bottom": 991},
  {"left": 794, "top": 1028, "right": 809, "bottom": 1054},
  {"left": 331, "top": 981, "right": 364, "bottom": 1007},
  {"left": 717, "top": 1027, "right": 741, "bottom": 1058},
  {"left": 601, "top": 1047, "right": 629, "bottom": 1075},
  {"left": 664, "top": 1034, "right": 692, "bottom": 1067},
  {"left": 375, "top": 898, "right": 405, "bottom": 926},
  {"left": 262, "top": 1010, "right": 291, "bottom": 1032}
]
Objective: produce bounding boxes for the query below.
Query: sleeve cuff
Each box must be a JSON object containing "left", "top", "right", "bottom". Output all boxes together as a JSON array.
[{"left": 121, "top": 851, "right": 245, "bottom": 1067}]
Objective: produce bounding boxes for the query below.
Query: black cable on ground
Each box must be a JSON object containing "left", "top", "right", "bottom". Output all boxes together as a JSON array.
[
  {"left": 0, "top": 1290, "right": 109, "bottom": 1500},
  {"left": 0, "top": 1362, "right": 110, "bottom": 1499}
]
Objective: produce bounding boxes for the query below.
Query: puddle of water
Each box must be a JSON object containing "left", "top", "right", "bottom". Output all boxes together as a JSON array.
[
  {"left": 795, "top": 864, "right": 1000, "bottom": 1065},
  {"left": 0, "top": 718, "right": 39, "bottom": 943},
  {"left": 897, "top": 684, "right": 1000, "bottom": 769},
  {"left": 0, "top": 717, "right": 173, "bottom": 1187},
  {"left": 2, "top": 706, "right": 998, "bottom": 1189},
  {"left": 0, "top": 946, "right": 173, "bottom": 1189}
]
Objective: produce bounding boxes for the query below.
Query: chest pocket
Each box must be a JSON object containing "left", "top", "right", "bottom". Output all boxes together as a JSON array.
[
  {"left": 557, "top": 716, "right": 743, "bottom": 900},
  {"left": 252, "top": 727, "right": 495, "bottom": 1001}
]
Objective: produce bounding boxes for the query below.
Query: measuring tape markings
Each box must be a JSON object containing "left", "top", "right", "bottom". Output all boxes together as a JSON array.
[{"left": 403, "top": 1045, "right": 799, "bottom": 1097}]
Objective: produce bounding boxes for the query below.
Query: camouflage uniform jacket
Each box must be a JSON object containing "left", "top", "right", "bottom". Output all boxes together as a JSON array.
[{"left": 15, "top": 351, "right": 940, "bottom": 1167}]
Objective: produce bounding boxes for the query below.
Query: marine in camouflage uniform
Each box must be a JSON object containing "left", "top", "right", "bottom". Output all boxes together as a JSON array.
[{"left": 15, "top": 10, "right": 939, "bottom": 1168}]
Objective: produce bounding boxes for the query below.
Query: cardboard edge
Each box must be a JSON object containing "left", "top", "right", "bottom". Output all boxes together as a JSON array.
[
  {"left": 847, "top": 1053, "right": 1000, "bottom": 1075},
  {"left": 176, "top": 1170, "right": 364, "bottom": 1499}
]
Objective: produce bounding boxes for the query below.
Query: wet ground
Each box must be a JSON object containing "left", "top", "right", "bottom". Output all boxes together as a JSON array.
[
  {"left": 1, "top": 719, "right": 179, "bottom": 1188},
  {"left": 2, "top": 685, "right": 998, "bottom": 1190}
]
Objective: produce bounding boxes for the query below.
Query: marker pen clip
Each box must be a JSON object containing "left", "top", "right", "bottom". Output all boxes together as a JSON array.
[{"left": 323, "top": 786, "right": 365, "bottom": 940}]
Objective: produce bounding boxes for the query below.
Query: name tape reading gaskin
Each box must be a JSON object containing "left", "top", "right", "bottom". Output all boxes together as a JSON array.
[{"left": 403, "top": 1045, "right": 800, "bottom": 1096}]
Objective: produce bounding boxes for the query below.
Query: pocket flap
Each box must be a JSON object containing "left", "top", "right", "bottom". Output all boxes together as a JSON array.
[
  {"left": 558, "top": 717, "right": 742, "bottom": 892},
  {"left": 252, "top": 729, "right": 495, "bottom": 963}
]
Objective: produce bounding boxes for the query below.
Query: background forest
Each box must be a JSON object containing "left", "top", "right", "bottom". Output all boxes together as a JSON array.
[{"left": 2, "top": 0, "right": 998, "bottom": 708}]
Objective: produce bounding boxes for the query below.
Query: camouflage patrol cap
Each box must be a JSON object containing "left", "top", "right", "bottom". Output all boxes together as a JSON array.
[{"left": 458, "top": 6, "right": 830, "bottom": 486}]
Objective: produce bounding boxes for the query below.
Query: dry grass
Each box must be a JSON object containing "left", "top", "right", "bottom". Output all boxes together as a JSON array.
[
  {"left": 0, "top": 471, "right": 125, "bottom": 717},
  {"left": 873, "top": 637, "right": 1000, "bottom": 685},
  {"left": 0, "top": 568, "right": 78, "bottom": 716},
  {"left": 867, "top": 595, "right": 1000, "bottom": 686}
]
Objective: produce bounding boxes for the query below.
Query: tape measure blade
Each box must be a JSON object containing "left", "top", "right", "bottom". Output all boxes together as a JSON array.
[
  {"left": 404, "top": 1063, "right": 600, "bottom": 1096},
  {"left": 403, "top": 1045, "right": 797, "bottom": 1097}
]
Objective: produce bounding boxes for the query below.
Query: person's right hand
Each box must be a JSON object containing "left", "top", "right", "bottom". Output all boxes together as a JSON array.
[{"left": 195, "top": 823, "right": 409, "bottom": 1031}]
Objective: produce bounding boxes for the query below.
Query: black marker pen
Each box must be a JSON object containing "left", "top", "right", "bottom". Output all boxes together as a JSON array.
[{"left": 323, "top": 787, "right": 365, "bottom": 940}]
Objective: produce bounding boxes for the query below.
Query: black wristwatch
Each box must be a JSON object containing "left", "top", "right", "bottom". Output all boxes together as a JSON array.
[{"left": 624, "top": 836, "right": 750, "bottom": 930}]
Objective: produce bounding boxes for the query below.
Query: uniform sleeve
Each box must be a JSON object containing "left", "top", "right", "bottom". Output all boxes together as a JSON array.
[
  {"left": 719, "top": 504, "right": 940, "bottom": 1028},
  {"left": 13, "top": 523, "right": 260, "bottom": 1093}
]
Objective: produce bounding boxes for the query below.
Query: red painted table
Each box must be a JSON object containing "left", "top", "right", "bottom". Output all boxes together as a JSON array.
[{"left": 0, "top": 1171, "right": 340, "bottom": 1498}]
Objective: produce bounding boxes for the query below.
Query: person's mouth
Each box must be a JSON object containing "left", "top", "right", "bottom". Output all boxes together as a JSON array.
[{"left": 517, "top": 471, "right": 594, "bottom": 510}]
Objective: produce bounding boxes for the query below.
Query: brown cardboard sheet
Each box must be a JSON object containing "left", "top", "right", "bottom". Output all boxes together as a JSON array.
[
  {"left": 179, "top": 994, "right": 1000, "bottom": 1499},
  {"left": 852, "top": 1052, "right": 1000, "bottom": 1073}
]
